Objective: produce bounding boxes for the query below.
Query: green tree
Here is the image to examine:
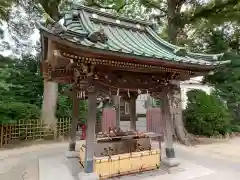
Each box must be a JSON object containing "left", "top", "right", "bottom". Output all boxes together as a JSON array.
[
  {"left": 192, "top": 27, "right": 240, "bottom": 123},
  {"left": 0, "top": 55, "right": 42, "bottom": 123},
  {"left": 184, "top": 89, "right": 232, "bottom": 136},
  {"left": 0, "top": 55, "right": 77, "bottom": 123}
]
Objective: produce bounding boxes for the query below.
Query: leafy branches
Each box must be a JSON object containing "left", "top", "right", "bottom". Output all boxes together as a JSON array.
[
  {"left": 185, "top": 0, "right": 240, "bottom": 25},
  {"left": 85, "top": 0, "right": 127, "bottom": 12},
  {"left": 139, "top": 0, "right": 167, "bottom": 13},
  {"left": 0, "top": 0, "right": 16, "bottom": 21}
]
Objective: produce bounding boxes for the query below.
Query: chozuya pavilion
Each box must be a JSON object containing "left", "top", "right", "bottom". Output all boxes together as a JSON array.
[{"left": 38, "top": 4, "right": 229, "bottom": 180}]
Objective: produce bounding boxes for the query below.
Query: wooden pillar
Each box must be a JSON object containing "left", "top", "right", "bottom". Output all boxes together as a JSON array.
[
  {"left": 162, "top": 92, "right": 175, "bottom": 158},
  {"left": 146, "top": 95, "right": 152, "bottom": 109},
  {"left": 129, "top": 95, "right": 137, "bottom": 131},
  {"left": 113, "top": 95, "right": 120, "bottom": 128},
  {"left": 69, "top": 94, "right": 79, "bottom": 151},
  {"left": 84, "top": 89, "right": 97, "bottom": 173},
  {"left": 161, "top": 88, "right": 180, "bottom": 167}
]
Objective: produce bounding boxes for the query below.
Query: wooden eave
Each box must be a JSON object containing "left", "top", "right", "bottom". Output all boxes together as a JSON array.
[{"left": 40, "top": 29, "right": 216, "bottom": 75}]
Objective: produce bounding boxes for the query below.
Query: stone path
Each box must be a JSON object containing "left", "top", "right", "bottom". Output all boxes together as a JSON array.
[
  {"left": 1, "top": 139, "right": 240, "bottom": 180},
  {"left": 0, "top": 153, "right": 38, "bottom": 180},
  {"left": 0, "top": 142, "right": 69, "bottom": 180}
]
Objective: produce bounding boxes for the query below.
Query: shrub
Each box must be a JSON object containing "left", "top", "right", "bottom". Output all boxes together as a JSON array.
[
  {"left": 0, "top": 101, "right": 40, "bottom": 124},
  {"left": 230, "top": 125, "right": 240, "bottom": 133},
  {"left": 184, "top": 89, "right": 232, "bottom": 136}
]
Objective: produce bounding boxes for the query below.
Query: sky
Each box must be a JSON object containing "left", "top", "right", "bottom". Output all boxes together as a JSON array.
[{"left": 0, "top": 22, "right": 40, "bottom": 57}]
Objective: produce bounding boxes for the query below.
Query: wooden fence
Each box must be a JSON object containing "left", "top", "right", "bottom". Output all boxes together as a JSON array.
[{"left": 0, "top": 118, "right": 72, "bottom": 148}]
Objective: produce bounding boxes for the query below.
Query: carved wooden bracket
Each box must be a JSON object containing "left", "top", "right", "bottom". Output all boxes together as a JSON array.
[
  {"left": 151, "top": 92, "right": 163, "bottom": 100},
  {"left": 121, "top": 92, "right": 138, "bottom": 102},
  {"left": 73, "top": 63, "right": 96, "bottom": 86},
  {"left": 46, "top": 50, "right": 75, "bottom": 70}
]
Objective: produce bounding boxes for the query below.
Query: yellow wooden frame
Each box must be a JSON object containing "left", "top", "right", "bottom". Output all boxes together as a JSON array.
[{"left": 79, "top": 145, "right": 160, "bottom": 179}]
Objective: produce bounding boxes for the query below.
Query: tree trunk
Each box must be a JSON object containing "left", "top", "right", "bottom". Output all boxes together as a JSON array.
[
  {"left": 167, "top": 0, "right": 178, "bottom": 44},
  {"left": 166, "top": 0, "right": 188, "bottom": 144},
  {"left": 41, "top": 81, "right": 58, "bottom": 132},
  {"left": 172, "top": 91, "right": 189, "bottom": 145},
  {"left": 41, "top": 40, "right": 58, "bottom": 133}
]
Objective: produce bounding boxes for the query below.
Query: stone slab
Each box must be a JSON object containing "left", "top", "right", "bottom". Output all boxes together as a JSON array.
[
  {"left": 162, "top": 157, "right": 180, "bottom": 168},
  {"left": 193, "top": 172, "right": 240, "bottom": 180},
  {"left": 39, "top": 153, "right": 215, "bottom": 180},
  {"left": 116, "top": 159, "right": 215, "bottom": 180},
  {"left": 39, "top": 155, "right": 76, "bottom": 180},
  {"left": 65, "top": 151, "right": 79, "bottom": 158},
  {"left": 78, "top": 172, "right": 99, "bottom": 180}
]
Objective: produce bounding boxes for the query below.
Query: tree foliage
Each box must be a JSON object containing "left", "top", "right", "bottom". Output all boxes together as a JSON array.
[
  {"left": 192, "top": 26, "right": 240, "bottom": 123},
  {"left": 184, "top": 89, "right": 232, "bottom": 136},
  {"left": 0, "top": 55, "right": 42, "bottom": 123},
  {"left": 0, "top": 55, "right": 87, "bottom": 123}
]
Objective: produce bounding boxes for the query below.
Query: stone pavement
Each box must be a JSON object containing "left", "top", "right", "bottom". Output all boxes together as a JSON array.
[
  {"left": 0, "top": 139, "right": 240, "bottom": 180},
  {"left": 0, "top": 142, "right": 70, "bottom": 180},
  {"left": 38, "top": 154, "right": 217, "bottom": 180},
  {"left": 0, "top": 119, "right": 240, "bottom": 180},
  {"left": 193, "top": 172, "right": 240, "bottom": 180}
]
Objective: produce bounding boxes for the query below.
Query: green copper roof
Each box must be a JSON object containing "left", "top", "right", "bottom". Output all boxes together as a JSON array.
[{"left": 40, "top": 5, "right": 230, "bottom": 67}]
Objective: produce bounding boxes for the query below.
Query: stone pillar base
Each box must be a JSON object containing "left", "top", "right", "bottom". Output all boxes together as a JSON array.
[
  {"left": 85, "top": 160, "right": 94, "bottom": 173},
  {"left": 65, "top": 150, "right": 79, "bottom": 158},
  {"left": 162, "top": 157, "right": 180, "bottom": 167},
  {"left": 161, "top": 157, "right": 182, "bottom": 174},
  {"left": 65, "top": 151, "right": 81, "bottom": 176},
  {"left": 78, "top": 172, "right": 99, "bottom": 180}
]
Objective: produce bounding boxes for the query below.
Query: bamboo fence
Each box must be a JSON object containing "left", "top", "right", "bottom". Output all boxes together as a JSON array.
[{"left": 0, "top": 118, "right": 72, "bottom": 148}]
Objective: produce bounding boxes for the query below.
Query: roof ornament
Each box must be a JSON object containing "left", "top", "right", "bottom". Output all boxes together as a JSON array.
[
  {"left": 138, "top": 89, "right": 141, "bottom": 95},
  {"left": 87, "top": 27, "right": 108, "bottom": 43},
  {"left": 208, "top": 71, "right": 214, "bottom": 75},
  {"left": 173, "top": 47, "right": 187, "bottom": 56},
  {"left": 92, "top": 13, "right": 98, "bottom": 18},
  {"left": 51, "top": 21, "right": 67, "bottom": 36},
  {"left": 213, "top": 55, "right": 218, "bottom": 60},
  {"left": 117, "top": 88, "right": 119, "bottom": 96},
  {"left": 72, "top": 10, "right": 79, "bottom": 21},
  {"left": 136, "top": 24, "right": 141, "bottom": 29}
]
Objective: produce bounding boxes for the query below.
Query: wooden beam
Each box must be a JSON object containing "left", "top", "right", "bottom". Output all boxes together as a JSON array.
[
  {"left": 84, "top": 88, "right": 97, "bottom": 173},
  {"left": 69, "top": 93, "right": 79, "bottom": 151}
]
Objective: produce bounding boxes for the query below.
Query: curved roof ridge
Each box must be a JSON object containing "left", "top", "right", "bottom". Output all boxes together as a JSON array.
[
  {"left": 145, "top": 27, "right": 225, "bottom": 61},
  {"left": 188, "top": 52, "right": 224, "bottom": 60},
  {"left": 72, "top": 4, "right": 153, "bottom": 26},
  {"left": 145, "top": 27, "right": 183, "bottom": 51}
]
